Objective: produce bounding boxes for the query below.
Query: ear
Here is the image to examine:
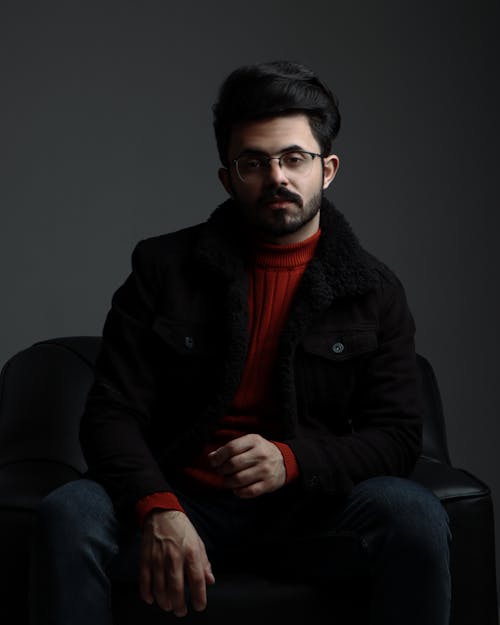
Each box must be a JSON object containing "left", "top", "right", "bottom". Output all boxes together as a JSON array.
[
  {"left": 218, "top": 167, "right": 233, "bottom": 196},
  {"left": 322, "top": 154, "right": 340, "bottom": 190}
]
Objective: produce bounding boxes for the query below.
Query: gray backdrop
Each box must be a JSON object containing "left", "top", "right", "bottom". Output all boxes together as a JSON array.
[{"left": 1, "top": 0, "right": 499, "bottom": 599}]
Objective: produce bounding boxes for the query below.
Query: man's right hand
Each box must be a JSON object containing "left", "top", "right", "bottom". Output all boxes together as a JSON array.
[{"left": 139, "top": 509, "right": 215, "bottom": 617}]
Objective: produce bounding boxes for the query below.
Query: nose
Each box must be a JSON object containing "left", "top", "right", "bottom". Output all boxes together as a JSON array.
[{"left": 266, "top": 157, "right": 289, "bottom": 185}]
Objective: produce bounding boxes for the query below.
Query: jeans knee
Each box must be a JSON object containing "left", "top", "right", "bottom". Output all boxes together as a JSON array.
[
  {"left": 355, "top": 477, "right": 451, "bottom": 557},
  {"left": 36, "top": 479, "right": 117, "bottom": 547}
]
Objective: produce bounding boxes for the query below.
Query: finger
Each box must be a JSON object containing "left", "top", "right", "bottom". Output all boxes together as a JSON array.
[
  {"left": 208, "top": 434, "right": 256, "bottom": 467},
  {"left": 205, "top": 561, "right": 216, "bottom": 585},
  {"left": 165, "top": 554, "right": 187, "bottom": 617},
  {"left": 217, "top": 451, "right": 256, "bottom": 476},
  {"left": 139, "top": 562, "right": 154, "bottom": 605},
  {"left": 233, "top": 480, "right": 264, "bottom": 498},
  {"left": 185, "top": 556, "right": 208, "bottom": 612},
  {"left": 151, "top": 551, "right": 171, "bottom": 612},
  {"left": 207, "top": 446, "right": 228, "bottom": 468},
  {"left": 199, "top": 539, "right": 215, "bottom": 585},
  {"left": 223, "top": 466, "right": 261, "bottom": 489},
  {"left": 207, "top": 443, "right": 236, "bottom": 468},
  {"left": 139, "top": 541, "right": 154, "bottom": 605}
]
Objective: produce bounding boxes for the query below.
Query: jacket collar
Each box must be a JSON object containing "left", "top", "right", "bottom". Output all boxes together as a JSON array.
[{"left": 194, "top": 196, "right": 381, "bottom": 298}]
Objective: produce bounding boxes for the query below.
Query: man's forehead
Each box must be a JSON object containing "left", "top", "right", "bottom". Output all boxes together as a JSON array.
[{"left": 227, "top": 114, "right": 319, "bottom": 156}]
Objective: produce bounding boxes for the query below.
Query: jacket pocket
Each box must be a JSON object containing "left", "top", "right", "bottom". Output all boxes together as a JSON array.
[
  {"left": 152, "top": 316, "right": 214, "bottom": 358},
  {"left": 150, "top": 317, "right": 219, "bottom": 419},
  {"left": 300, "top": 326, "right": 378, "bottom": 362},
  {"left": 295, "top": 326, "right": 378, "bottom": 428}
]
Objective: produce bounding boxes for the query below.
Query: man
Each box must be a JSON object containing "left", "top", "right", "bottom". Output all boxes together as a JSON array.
[{"left": 31, "top": 61, "right": 451, "bottom": 624}]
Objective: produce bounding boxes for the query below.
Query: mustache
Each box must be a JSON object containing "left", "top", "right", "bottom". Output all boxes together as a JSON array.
[{"left": 258, "top": 187, "right": 303, "bottom": 208}]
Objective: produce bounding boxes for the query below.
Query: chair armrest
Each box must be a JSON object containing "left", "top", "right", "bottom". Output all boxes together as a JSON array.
[
  {"left": 0, "top": 460, "right": 82, "bottom": 512},
  {"left": 410, "top": 456, "right": 490, "bottom": 502}
]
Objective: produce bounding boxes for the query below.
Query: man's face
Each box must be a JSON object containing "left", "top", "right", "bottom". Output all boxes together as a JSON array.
[{"left": 219, "top": 114, "right": 339, "bottom": 244}]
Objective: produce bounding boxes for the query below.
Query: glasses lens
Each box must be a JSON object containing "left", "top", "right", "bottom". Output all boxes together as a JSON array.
[
  {"left": 281, "top": 151, "right": 315, "bottom": 176},
  {"left": 236, "top": 156, "right": 265, "bottom": 182}
]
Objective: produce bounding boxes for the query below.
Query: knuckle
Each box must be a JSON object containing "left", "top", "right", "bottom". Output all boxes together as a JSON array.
[
  {"left": 262, "top": 463, "right": 273, "bottom": 477},
  {"left": 184, "top": 550, "right": 198, "bottom": 565}
]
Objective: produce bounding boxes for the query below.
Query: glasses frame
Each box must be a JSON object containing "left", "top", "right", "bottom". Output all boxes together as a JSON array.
[{"left": 232, "top": 149, "right": 323, "bottom": 184}]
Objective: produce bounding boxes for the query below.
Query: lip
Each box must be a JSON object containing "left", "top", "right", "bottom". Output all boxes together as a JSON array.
[{"left": 265, "top": 200, "right": 295, "bottom": 209}]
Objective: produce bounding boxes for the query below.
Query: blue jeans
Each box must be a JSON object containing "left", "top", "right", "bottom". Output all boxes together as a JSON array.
[{"left": 30, "top": 476, "right": 451, "bottom": 624}]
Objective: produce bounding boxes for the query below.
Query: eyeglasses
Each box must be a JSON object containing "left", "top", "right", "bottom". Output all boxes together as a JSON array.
[{"left": 233, "top": 150, "right": 322, "bottom": 183}]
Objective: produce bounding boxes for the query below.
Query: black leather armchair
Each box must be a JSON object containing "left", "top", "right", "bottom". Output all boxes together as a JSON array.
[{"left": 0, "top": 337, "right": 498, "bottom": 624}]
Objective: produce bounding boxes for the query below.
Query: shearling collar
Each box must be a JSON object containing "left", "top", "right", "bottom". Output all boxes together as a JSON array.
[{"left": 195, "top": 196, "right": 382, "bottom": 299}]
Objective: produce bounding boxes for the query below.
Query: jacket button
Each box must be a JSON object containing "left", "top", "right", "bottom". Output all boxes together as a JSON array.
[{"left": 332, "top": 342, "right": 344, "bottom": 354}]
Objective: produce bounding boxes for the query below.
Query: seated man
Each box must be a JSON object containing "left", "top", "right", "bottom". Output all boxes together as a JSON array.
[{"left": 31, "top": 60, "right": 451, "bottom": 625}]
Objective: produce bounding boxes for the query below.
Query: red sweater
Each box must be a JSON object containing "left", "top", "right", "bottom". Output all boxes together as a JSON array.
[{"left": 136, "top": 229, "right": 321, "bottom": 524}]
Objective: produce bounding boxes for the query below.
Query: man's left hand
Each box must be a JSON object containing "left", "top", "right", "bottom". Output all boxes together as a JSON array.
[{"left": 208, "top": 434, "right": 286, "bottom": 498}]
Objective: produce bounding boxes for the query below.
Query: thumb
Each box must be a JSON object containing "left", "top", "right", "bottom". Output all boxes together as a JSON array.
[{"left": 205, "top": 562, "right": 215, "bottom": 585}]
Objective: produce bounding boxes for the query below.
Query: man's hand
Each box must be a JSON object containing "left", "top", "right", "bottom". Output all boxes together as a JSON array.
[
  {"left": 208, "top": 433, "right": 286, "bottom": 497},
  {"left": 140, "top": 509, "right": 215, "bottom": 617}
]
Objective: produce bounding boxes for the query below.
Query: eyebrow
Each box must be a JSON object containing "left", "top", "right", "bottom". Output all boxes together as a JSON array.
[{"left": 236, "top": 144, "right": 307, "bottom": 158}]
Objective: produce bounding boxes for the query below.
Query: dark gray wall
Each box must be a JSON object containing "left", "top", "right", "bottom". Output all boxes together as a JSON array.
[{"left": 1, "top": 0, "right": 499, "bottom": 598}]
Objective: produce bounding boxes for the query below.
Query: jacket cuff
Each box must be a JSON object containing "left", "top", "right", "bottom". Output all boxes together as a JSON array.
[
  {"left": 136, "top": 491, "right": 185, "bottom": 527},
  {"left": 272, "top": 441, "right": 300, "bottom": 483}
]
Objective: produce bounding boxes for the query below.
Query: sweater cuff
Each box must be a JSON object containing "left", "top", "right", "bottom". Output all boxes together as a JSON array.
[
  {"left": 272, "top": 441, "right": 300, "bottom": 483},
  {"left": 136, "top": 491, "right": 185, "bottom": 527}
]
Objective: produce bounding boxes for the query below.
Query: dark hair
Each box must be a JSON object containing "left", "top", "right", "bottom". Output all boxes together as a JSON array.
[{"left": 213, "top": 60, "right": 341, "bottom": 166}]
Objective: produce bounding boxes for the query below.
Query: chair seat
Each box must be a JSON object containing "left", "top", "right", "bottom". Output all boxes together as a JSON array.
[{"left": 112, "top": 574, "right": 367, "bottom": 624}]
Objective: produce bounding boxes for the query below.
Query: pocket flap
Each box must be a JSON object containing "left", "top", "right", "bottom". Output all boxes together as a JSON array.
[
  {"left": 152, "top": 317, "right": 212, "bottom": 356},
  {"left": 301, "top": 327, "right": 378, "bottom": 361}
]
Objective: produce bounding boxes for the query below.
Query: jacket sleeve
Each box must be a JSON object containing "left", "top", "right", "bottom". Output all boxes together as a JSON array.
[
  {"left": 80, "top": 240, "right": 174, "bottom": 518},
  {"left": 285, "top": 277, "right": 423, "bottom": 499}
]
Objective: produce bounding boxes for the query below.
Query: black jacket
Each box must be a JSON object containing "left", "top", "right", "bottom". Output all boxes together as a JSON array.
[{"left": 80, "top": 198, "right": 422, "bottom": 517}]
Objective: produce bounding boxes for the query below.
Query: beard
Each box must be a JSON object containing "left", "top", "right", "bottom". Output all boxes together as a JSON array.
[{"left": 235, "top": 185, "right": 323, "bottom": 239}]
